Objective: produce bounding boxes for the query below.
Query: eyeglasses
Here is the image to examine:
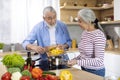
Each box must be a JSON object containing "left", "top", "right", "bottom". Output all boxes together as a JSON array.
[{"left": 45, "top": 16, "right": 56, "bottom": 20}]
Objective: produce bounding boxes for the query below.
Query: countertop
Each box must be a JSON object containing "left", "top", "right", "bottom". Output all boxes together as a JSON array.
[
  {"left": 51, "top": 68, "right": 103, "bottom": 80},
  {"left": 0, "top": 48, "right": 120, "bottom": 58},
  {"left": 0, "top": 64, "right": 103, "bottom": 80}
]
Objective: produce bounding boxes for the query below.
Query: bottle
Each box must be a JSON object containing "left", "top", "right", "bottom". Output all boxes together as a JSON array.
[
  {"left": 72, "top": 39, "right": 77, "bottom": 49},
  {"left": 26, "top": 52, "right": 32, "bottom": 66},
  {"left": 106, "top": 35, "right": 113, "bottom": 50},
  {"left": 24, "top": 52, "right": 33, "bottom": 71},
  {"left": 48, "top": 57, "right": 52, "bottom": 70}
]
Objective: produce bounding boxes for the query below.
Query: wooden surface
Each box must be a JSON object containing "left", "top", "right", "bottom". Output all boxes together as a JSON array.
[
  {"left": 0, "top": 64, "right": 7, "bottom": 78},
  {"left": 60, "top": 0, "right": 113, "bottom": 23},
  {"left": 0, "top": 64, "right": 103, "bottom": 80},
  {"left": 51, "top": 68, "right": 104, "bottom": 80}
]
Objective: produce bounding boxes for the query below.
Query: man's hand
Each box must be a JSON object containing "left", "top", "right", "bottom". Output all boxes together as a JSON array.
[
  {"left": 26, "top": 44, "right": 45, "bottom": 54},
  {"left": 57, "top": 44, "right": 69, "bottom": 49}
]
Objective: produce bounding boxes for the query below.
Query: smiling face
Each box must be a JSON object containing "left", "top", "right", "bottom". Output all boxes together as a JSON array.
[{"left": 43, "top": 11, "right": 56, "bottom": 27}]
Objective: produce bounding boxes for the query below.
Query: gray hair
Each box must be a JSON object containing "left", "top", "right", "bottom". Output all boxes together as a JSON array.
[
  {"left": 43, "top": 6, "right": 56, "bottom": 17},
  {"left": 78, "top": 8, "right": 105, "bottom": 33},
  {"left": 78, "top": 8, "right": 96, "bottom": 23}
]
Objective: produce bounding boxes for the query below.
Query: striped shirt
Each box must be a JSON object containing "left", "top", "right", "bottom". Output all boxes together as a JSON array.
[{"left": 75, "top": 29, "right": 106, "bottom": 70}]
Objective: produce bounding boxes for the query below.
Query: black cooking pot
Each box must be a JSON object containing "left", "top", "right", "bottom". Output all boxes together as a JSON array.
[{"left": 33, "top": 53, "right": 69, "bottom": 70}]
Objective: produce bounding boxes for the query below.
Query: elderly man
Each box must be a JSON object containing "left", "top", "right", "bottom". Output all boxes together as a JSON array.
[{"left": 22, "top": 6, "right": 71, "bottom": 70}]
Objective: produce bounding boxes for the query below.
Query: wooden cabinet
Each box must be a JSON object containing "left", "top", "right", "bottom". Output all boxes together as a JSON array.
[{"left": 60, "top": 0, "right": 114, "bottom": 25}]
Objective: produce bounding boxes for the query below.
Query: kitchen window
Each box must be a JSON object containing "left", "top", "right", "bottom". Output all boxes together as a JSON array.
[{"left": 0, "top": 0, "right": 60, "bottom": 43}]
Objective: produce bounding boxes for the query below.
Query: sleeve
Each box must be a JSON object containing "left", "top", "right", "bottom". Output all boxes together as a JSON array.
[
  {"left": 22, "top": 25, "right": 38, "bottom": 49},
  {"left": 77, "top": 33, "right": 106, "bottom": 67}
]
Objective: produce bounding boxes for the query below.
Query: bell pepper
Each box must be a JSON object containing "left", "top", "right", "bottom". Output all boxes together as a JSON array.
[
  {"left": 31, "top": 67, "right": 43, "bottom": 79},
  {"left": 1, "top": 72, "right": 11, "bottom": 80},
  {"left": 46, "top": 74, "right": 58, "bottom": 80},
  {"left": 60, "top": 70, "right": 72, "bottom": 80},
  {"left": 20, "top": 76, "right": 30, "bottom": 80}
]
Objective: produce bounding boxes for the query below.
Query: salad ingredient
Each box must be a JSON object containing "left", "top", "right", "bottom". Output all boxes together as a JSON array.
[
  {"left": 23, "top": 65, "right": 33, "bottom": 72},
  {"left": 60, "top": 70, "right": 72, "bottom": 80},
  {"left": 1, "top": 53, "right": 25, "bottom": 69},
  {"left": 8, "top": 67, "right": 21, "bottom": 74},
  {"left": 11, "top": 71, "right": 22, "bottom": 80},
  {"left": 20, "top": 76, "right": 30, "bottom": 80},
  {"left": 31, "top": 67, "right": 43, "bottom": 79},
  {"left": 46, "top": 74, "right": 58, "bottom": 80},
  {"left": 21, "top": 70, "right": 32, "bottom": 78},
  {"left": 50, "top": 48, "right": 64, "bottom": 56},
  {"left": 1, "top": 72, "right": 11, "bottom": 80},
  {"left": 42, "top": 71, "right": 56, "bottom": 76}
]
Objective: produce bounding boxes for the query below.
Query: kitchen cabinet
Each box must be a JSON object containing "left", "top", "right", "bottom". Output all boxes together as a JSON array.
[{"left": 60, "top": 0, "right": 113, "bottom": 25}]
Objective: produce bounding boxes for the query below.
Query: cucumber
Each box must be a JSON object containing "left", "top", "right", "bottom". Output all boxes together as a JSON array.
[{"left": 42, "top": 71, "right": 56, "bottom": 75}]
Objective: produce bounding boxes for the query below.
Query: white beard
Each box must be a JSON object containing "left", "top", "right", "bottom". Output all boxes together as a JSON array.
[{"left": 45, "top": 21, "right": 56, "bottom": 28}]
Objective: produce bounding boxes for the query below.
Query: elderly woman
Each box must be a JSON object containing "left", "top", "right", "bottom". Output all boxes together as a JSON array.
[{"left": 67, "top": 8, "right": 106, "bottom": 77}]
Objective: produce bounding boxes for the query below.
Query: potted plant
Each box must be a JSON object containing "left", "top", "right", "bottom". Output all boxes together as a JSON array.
[{"left": 0, "top": 43, "right": 4, "bottom": 52}]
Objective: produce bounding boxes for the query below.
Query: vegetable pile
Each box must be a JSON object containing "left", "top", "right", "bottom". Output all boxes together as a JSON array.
[
  {"left": 1, "top": 53, "right": 59, "bottom": 80},
  {"left": 1, "top": 53, "right": 72, "bottom": 80},
  {"left": 1, "top": 67, "right": 59, "bottom": 80}
]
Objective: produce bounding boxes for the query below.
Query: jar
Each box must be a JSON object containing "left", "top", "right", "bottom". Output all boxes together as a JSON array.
[
  {"left": 11, "top": 43, "right": 15, "bottom": 52},
  {"left": 72, "top": 39, "right": 77, "bottom": 49}
]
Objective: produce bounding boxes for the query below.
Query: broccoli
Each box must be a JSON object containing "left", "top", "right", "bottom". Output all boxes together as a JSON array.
[{"left": 21, "top": 70, "right": 32, "bottom": 78}]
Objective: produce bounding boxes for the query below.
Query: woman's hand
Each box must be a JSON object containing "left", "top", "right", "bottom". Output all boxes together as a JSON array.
[{"left": 67, "top": 60, "right": 77, "bottom": 66}]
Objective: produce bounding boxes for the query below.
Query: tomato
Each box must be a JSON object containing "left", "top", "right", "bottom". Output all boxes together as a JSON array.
[
  {"left": 31, "top": 67, "right": 43, "bottom": 79},
  {"left": 46, "top": 74, "right": 57, "bottom": 80},
  {"left": 23, "top": 65, "right": 33, "bottom": 72},
  {"left": 20, "top": 76, "right": 30, "bottom": 80},
  {"left": 37, "top": 77, "right": 48, "bottom": 80},
  {"left": 1, "top": 72, "right": 11, "bottom": 80}
]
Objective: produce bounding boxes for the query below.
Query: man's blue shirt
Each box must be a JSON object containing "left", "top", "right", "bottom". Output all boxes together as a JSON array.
[{"left": 22, "top": 20, "right": 71, "bottom": 49}]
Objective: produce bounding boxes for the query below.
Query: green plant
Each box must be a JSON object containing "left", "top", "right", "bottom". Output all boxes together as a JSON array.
[{"left": 0, "top": 43, "right": 4, "bottom": 49}]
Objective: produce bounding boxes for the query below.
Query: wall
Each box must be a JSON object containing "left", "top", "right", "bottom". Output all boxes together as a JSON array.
[{"left": 67, "top": 25, "right": 83, "bottom": 43}]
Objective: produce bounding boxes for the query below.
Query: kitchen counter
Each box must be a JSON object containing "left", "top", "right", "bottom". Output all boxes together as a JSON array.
[
  {"left": 1, "top": 48, "right": 120, "bottom": 58},
  {"left": 51, "top": 68, "right": 103, "bottom": 80},
  {"left": 0, "top": 64, "right": 103, "bottom": 80}
]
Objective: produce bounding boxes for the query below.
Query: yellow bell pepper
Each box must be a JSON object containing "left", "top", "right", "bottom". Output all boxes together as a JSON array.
[
  {"left": 118, "top": 77, "right": 120, "bottom": 80},
  {"left": 60, "top": 70, "right": 72, "bottom": 80},
  {"left": 50, "top": 48, "right": 64, "bottom": 56}
]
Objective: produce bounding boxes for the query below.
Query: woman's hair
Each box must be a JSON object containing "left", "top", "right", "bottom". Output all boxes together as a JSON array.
[
  {"left": 78, "top": 8, "right": 104, "bottom": 33},
  {"left": 43, "top": 6, "right": 56, "bottom": 17}
]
